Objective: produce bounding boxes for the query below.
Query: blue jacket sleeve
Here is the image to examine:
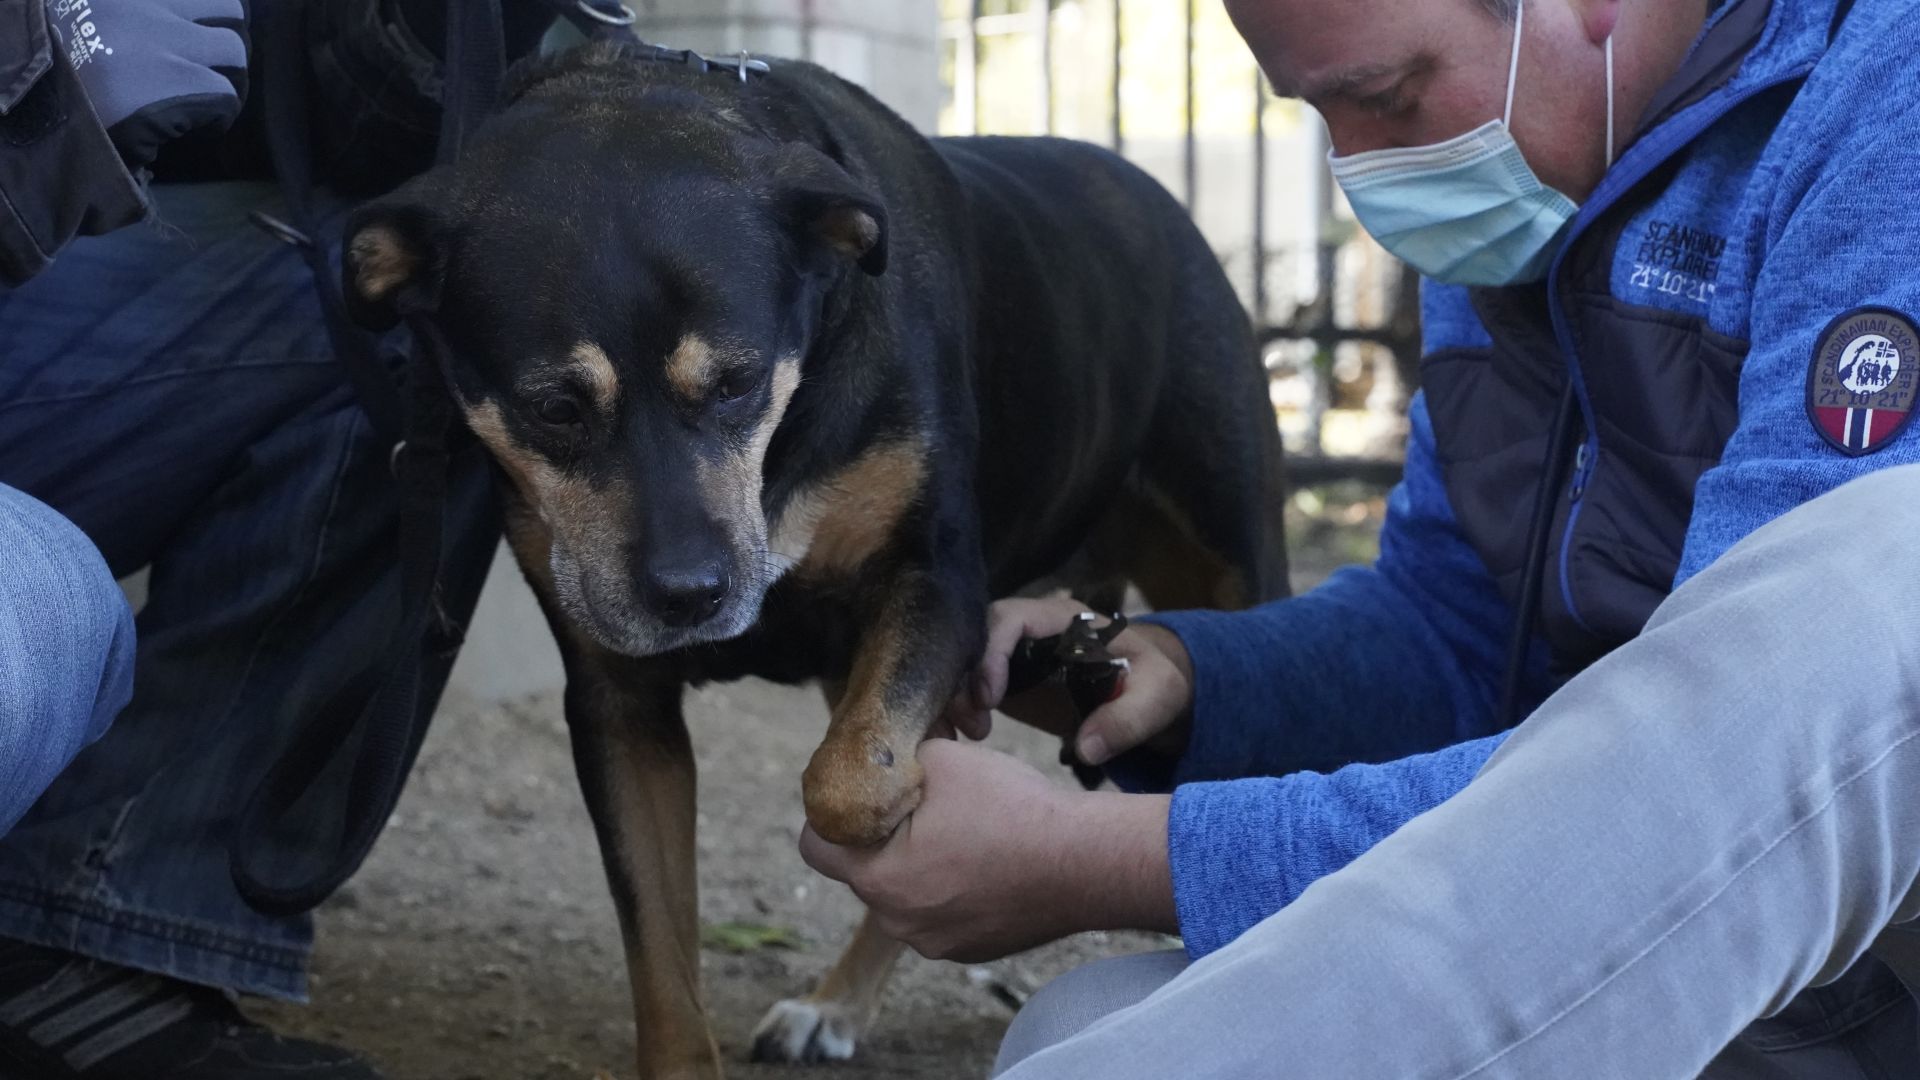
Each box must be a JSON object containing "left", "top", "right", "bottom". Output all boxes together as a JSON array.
[
  {"left": 1168, "top": 729, "right": 1509, "bottom": 958},
  {"left": 1679, "top": 85, "right": 1920, "bottom": 582}
]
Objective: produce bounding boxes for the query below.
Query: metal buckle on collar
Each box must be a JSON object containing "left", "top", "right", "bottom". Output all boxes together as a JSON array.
[
  {"left": 707, "top": 50, "right": 771, "bottom": 83},
  {"left": 661, "top": 46, "right": 770, "bottom": 83},
  {"left": 248, "top": 211, "right": 313, "bottom": 249},
  {"left": 574, "top": 0, "right": 636, "bottom": 26}
]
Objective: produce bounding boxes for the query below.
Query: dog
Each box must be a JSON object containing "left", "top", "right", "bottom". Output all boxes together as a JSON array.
[{"left": 342, "top": 41, "right": 1287, "bottom": 1079}]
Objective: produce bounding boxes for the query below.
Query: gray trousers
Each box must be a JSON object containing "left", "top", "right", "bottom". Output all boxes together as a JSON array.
[{"left": 997, "top": 466, "right": 1920, "bottom": 1079}]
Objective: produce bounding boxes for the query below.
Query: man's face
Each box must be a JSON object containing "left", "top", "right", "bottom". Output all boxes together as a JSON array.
[{"left": 1227, "top": 0, "right": 1695, "bottom": 205}]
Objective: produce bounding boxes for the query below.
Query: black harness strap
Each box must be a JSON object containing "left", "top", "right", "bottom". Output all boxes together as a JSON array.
[
  {"left": 244, "top": 2, "right": 405, "bottom": 450},
  {"left": 440, "top": 0, "right": 506, "bottom": 163},
  {"left": 228, "top": 337, "right": 457, "bottom": 916},
  {"left": 231, "top": 0, "right": 534, "bottom": 917},
  {"left": 229, "top": 0, "right": 481, "bottom": 917}
]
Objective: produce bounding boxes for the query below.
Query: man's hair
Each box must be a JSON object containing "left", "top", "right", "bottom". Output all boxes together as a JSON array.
[{"left": 1477, "top": 0, "right": 1520, "bottom": 21}]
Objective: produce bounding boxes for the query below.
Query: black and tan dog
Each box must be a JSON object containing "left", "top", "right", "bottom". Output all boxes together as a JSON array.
[{"left": 343, "top": 41, "right": 1286, "bottom": 1079}]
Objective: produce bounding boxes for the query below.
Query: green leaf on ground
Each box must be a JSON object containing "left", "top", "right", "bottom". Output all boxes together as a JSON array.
[{"left": 700, "top": 921, "right": 806, "bottom": 954}]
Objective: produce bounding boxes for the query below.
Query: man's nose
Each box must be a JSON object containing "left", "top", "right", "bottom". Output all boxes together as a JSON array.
[{"left": 641, "top": 562, "right": 730, "bottom": 628}]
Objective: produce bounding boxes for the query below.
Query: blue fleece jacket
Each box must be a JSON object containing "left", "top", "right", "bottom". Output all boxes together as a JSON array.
[{"left": 1137, "top": 0, "right": 1920, "bottom": 960}]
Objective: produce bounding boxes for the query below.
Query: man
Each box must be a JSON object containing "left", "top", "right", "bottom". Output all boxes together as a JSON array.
[
  {"left": 802, "top": 0, "right": 1920, "bottom": 1074},
  {"left": 0, "top": 1, "right": 551, "bottom": 1075}
]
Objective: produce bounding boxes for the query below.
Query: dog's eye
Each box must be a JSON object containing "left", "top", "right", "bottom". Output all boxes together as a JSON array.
[
  {"left": 534, "top": 396, "right": 583, "bottom": 427},
  {"left": 715, "top": 368, "right": 762, "bottom": 402}
]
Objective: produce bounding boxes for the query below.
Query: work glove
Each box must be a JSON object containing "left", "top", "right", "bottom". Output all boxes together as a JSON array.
[{"left": 41, "top": 0, "right": 248, "bottom": 169}]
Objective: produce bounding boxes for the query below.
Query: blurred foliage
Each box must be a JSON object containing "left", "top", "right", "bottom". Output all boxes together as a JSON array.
[{"left": 1286, "top": 481, "right": 1387, "bottom": 578}]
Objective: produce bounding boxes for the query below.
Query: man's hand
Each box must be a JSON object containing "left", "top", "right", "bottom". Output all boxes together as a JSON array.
[
  {"left": 947, "top": 596, "right": 1196, "bottom": 767},
  {"left": 799, "top": 739, "right": 1175, "bottom": 963}
]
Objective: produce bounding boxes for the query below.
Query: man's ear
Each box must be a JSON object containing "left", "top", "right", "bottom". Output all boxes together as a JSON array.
[
  {"left": 768, "top": 144, "right": 889, "bottom": 276},
  {"left": 342, "top": 197, "right": 450, "bottom": 330}
]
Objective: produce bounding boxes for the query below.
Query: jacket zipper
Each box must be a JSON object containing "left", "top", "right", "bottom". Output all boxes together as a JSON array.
[{"left": 1543, "top": 62, "right": 1814, "bottom": 638}]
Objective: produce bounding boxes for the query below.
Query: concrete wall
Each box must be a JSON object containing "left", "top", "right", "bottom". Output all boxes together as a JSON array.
[
  {"left": 449, "top": 0, "right": 941, "bottom": 702},
  {"left": 447, "top": 544, "right": 566, "bottom": 702}
]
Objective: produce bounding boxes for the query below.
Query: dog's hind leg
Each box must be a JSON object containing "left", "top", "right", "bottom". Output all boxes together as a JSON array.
[
  {"left": 1132, "top": 232, "right": 1291, "bottom": 607},
  {"left": 1104, "top": 368, "right": 1289, "bottom": 610},
  {"left": 501, "top": 503, "right": 722, "bottom": 1079},
  {"left": 750, "top": 910, "right": 904, "bottom": 1064},
  {"left": 1077, "top": 474, "right": 1278, "bottom": 615}
]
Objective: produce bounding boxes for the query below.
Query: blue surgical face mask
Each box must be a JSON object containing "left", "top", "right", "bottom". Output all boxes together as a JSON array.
[{"left": 1326, "top": 1, "right": 1615, "bottom": 287}]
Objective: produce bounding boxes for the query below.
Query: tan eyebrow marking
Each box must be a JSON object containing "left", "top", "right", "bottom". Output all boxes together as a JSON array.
[
  {"left": 665, "top": 333, "right": 716, "bottom": 401},
  {"left": 568, "top": 342, "right": 620, "bottom": 410}
]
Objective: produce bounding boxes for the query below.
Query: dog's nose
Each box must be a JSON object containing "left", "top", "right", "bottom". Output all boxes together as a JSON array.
[{"left": 643, "top": 565, "right": 729, "bottom": 628}]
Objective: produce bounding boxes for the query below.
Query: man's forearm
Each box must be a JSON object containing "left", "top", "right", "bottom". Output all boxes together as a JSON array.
[{"left": 1059, "top": 790, "right": 1179, "bottom": 936}]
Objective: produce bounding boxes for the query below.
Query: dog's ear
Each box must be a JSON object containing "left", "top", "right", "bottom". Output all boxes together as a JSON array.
[
  {"left": 769, "top": 144, "right": 889, "bottom": 277},
  {"left": 342, "top": 197, "right": 451, "bottom": 331}
]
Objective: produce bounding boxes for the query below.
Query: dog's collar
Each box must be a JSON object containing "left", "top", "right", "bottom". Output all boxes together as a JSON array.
[
  {"left": 558, "top": 1, "right": 773, "bottom": 82},
  {"left": 632, "top": 42, "right": 772, "bottom": 84}
]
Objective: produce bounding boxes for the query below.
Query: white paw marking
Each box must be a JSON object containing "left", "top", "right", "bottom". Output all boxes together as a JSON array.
[{"left": 750, "top": 998, "right": 858, "bottom": 1064}]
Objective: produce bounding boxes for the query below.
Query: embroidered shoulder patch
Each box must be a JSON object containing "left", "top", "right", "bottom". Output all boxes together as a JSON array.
[{"left": 1806, "top": 307, "right": 1920, "bottom": 456}]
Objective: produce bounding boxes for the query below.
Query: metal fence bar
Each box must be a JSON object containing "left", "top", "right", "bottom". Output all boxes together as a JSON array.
[
  {"left": 964, "top": 0, "right": 984, "bottom": 135},
  {"left": 1035, "top": 0, "right": 1052, "bottom": 135},
  {"left": 969, "top": 12, "right": 1032, "bottom": 34},
  {"left": 1257, "top": 325, "right": 1404, "bottom": 349},
  {"left": 943, "top": 0, "right": 1410, "bottom": 481},
  {"left": 1285, "top": 455, "right": 1405, "bottom": 487},
  {"left": 1110, "top": 0, "right": 1123, "bottom": 154},
  {"left": 1252, "top": 70, "right": 1267, "bottom": 325},
  {"left": 1182, "top": 0, "right": 1197, "bottom": 212}
]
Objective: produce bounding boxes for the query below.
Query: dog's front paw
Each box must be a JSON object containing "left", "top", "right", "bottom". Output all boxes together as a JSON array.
[
  {"left": 749, "top": 998, "right": 861, "bottom": 1065},
  {"left": 801, "top": 733, "right": 923, "bottom": 847}
]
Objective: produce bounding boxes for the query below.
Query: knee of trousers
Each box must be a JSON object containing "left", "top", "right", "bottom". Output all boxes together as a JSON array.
[
  {"left": 0, "top": 484, "right": 135, "bottom": 783},
  {"left": 993, "top": 950, "right": 1189, "bottom": 1076}
]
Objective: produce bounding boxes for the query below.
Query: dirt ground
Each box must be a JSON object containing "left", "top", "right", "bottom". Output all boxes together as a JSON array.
[{"left": 252, "top": 483, "right": 1388, "bottom": 1080}]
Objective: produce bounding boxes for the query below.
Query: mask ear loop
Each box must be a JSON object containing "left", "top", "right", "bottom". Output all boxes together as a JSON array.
[
  {"left": 1503, "top": 0, "right": 1525, "bottom": 126},
  {"left": 1604, "top": 33, "right": 1616, "bottom": 167}
]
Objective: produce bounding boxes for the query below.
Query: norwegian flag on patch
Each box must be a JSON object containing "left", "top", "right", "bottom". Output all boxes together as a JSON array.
[
  {"left": 1815, "top": 405, "right": 1906, "bottom": 451},
  {"left": 1805, "top": 308, "right": 1920, "bottom": 457}
]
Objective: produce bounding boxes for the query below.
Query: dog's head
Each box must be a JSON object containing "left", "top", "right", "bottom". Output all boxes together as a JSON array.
[{"left": 343, "top": 45, "right": 888, "bottom": 657}]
